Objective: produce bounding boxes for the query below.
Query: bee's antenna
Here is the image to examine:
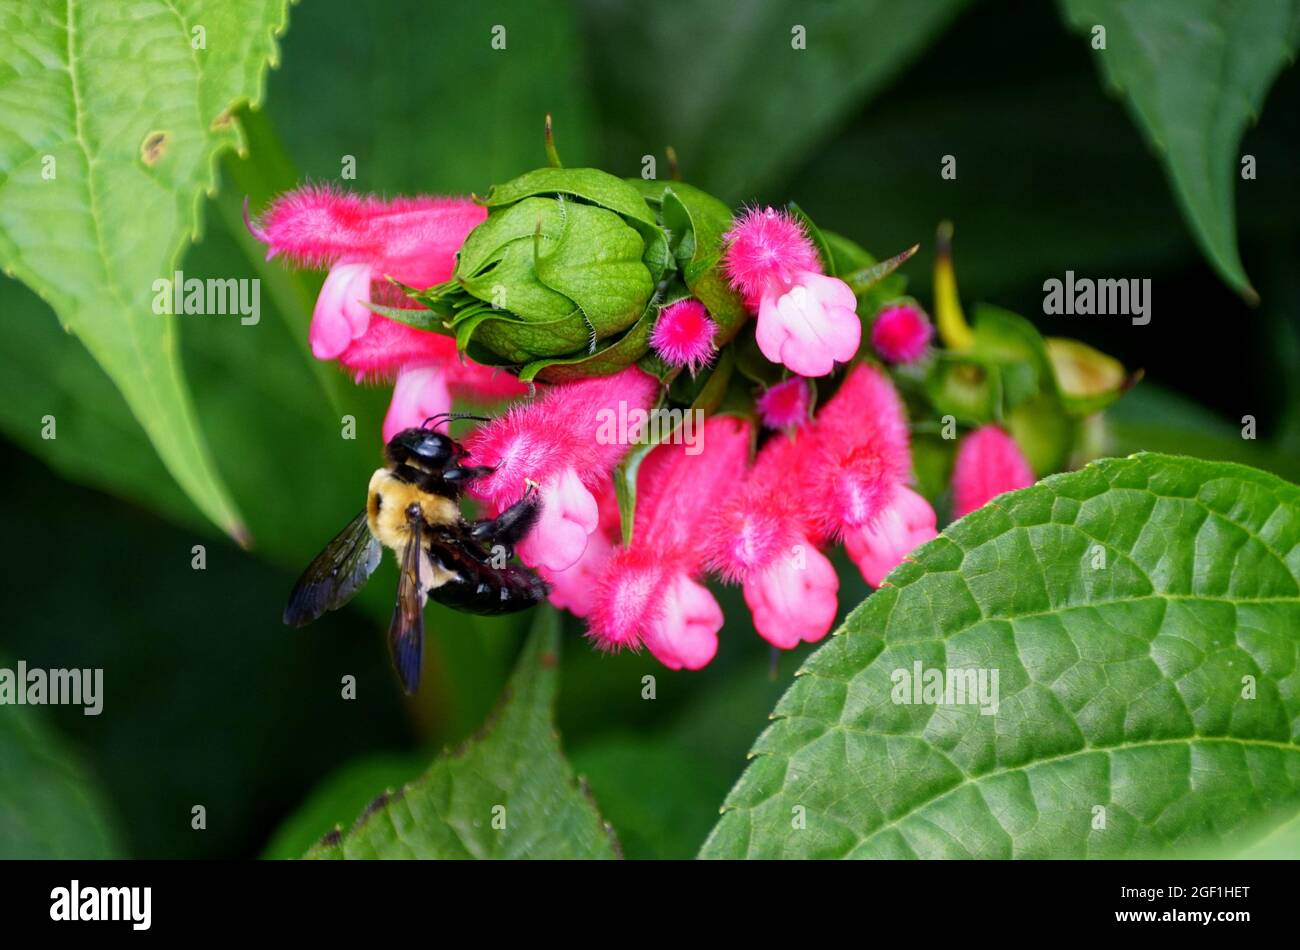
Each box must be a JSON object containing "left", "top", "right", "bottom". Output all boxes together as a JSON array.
[
  {"left": 421, "top": 413, "right": 450, "bottom": 430},
  {"left": 422, "top": 412, "right": 491, "bottom": 430}
]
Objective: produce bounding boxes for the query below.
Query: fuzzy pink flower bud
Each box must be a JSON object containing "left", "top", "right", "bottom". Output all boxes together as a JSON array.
[
  {"left": 871, "top": 303, "right": 933, "bottom": 364},
  {"left": 650, "top": 298, "right": 716, "bottom": 372},
  {"left": 722, "top": 207, "right": 860, "bottom": 377},
  {"left": 251, "top": 187, "right": 485, "bottom": 363},
  {"left": 806, "top": 363, "right": 912, "bottom": 537},
  {"left": 952, "top": 425, "right": 1036, "bottom": 518},
  {"left": 755, "top": 377, "right": 812, "bottom": 430},
  {"left": 705, "top": 432, "right": 813, "bottom": 581},
  {"left": 466, "top": 367, "right": 659, "bottom": 573},
  {"left": 843, "top": 486, "right": 937, "bottom": 587}
]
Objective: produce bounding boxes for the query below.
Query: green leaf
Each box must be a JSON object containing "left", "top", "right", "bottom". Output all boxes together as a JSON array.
[
  {"left": 0, "top": 278, "right": 201, "bottom": 532},
  {"left": 0, "top": 0, "right": 291, "bottom": 540},
  {"left": 0, "top": 686, "right": 123, "bottom": 859},
  {"left": 1059, "top": 0, "right": 1300, "bottom": 299},
  {"left": 702, "top": 453, "right": 1300, "bottom": 858},
  {"left": 837, "top": 240, "right": 916, "bottom": 301},
  {"left": 306, "top": 607, "right": 620, "bottom": 859},
  {"left": 262, "top": 754, "right": 422, "bottom": 860},
  {"left": 821, "top": 229, "right": 913, "bottom": 324}
]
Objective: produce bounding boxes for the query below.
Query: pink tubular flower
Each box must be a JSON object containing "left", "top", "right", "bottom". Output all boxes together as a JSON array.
[
  {"left": 807, "top": 363, "right": 937, "bottom": 584},
  {"left": 541, "top": 530, "right": 616, "bottom": 616},
  {"left": 952, "top": 425, "right": 1036, "bottom": 518},
  {"left": 249, "top": 186, "right": 524, "bottom": 440},
  {"left": 651, "top": 298, "right": 716, "bottom": 372},
  {"left": 756, "top": 377, "right": 812, "bottom": 430},
  {"left": 722, "top": 207, "right": 861, "bottom": 377},
  {"left": 744, "top": 552, "right": 839, "bottom": 649},
  {"left": 538, "top": 482, "right": 619, "bottom": 617},
  {"left": 843, "top": 486, "right": 937, "bottom": 587},
  {"left": 465, "top": 367, "right": 659, "bottom": 573},
  {"left": 645, "top": 575, "right": 725, "bottom": 671},
  {"left": 705, "top": 431, "right": 838, "bottom": 649},
  {"left": 871, "top": 303, "right": 933, "bottom": 364},
  {"left": 806, "top": 363, "right": 912, "bottom": 535},
  {"left": 588, "top": 416, "right": 752, "bottom": 669},
  {"left": 385, "top": 365, "right": 451, "bottom": 445}
]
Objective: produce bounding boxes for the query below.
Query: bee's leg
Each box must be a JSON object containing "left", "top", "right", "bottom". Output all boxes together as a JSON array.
[
  {"left": 469, "top": 483, "right": 541, "bottom": 557},
  {"left": 442, "top": 464, "right": 495, "bottom": 488}
]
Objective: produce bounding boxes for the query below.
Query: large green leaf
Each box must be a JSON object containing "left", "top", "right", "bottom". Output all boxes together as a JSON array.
[
  {"left": 0, "top": 689, "right": 123, "bottom": 859},
  {"left": 702, "top": 453, "right": 1300, "bottom": 858},
  {"left": 307, "top": 607, "right": 620, "bottom": 859},
  {"left": 580, "top": 0, "right": 971, "bottom": 199},
  {"left": 1059, "top": 0, "right": 1300, "bottom": 299},
  {"left": 0, "top": 0, "right": 291, "bottom": 540}
]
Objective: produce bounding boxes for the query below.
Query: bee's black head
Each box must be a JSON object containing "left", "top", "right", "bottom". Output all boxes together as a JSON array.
[{"left": 387, "top": 426, "right": 460, "bottom": 469}]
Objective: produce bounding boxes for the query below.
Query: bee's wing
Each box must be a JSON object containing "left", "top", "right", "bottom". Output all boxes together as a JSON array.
[
  {"left": 283, "top": 510, "right": 382, "bottom": 627},
  {"left": 387, "top": 512, "right": 425, "bottom": 694}
]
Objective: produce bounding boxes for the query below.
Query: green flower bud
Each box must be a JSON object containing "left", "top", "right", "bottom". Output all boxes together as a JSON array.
[{"left": 420, "top": 168, "right": 668, "bottom": 379}]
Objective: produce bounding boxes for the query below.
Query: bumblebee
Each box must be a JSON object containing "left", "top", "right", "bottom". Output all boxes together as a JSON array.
[{"left": 284, "top": 414, "right": 547, "bottom": 693}]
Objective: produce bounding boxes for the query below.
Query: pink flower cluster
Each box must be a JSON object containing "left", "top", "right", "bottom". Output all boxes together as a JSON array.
[
  {"left": 460, "top": 361, "right": 940, "bottom": 667},
  {"left": 254, "top": 186, "right": 1039, "bottom": 672}
]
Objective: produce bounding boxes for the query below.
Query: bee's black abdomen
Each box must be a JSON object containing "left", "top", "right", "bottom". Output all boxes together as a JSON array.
[{"left": 428, "top": 560, "right": 548, "bottom": 616}]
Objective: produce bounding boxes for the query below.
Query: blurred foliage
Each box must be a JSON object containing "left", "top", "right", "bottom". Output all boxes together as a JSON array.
[
  {"left": 0, "top": 678, "right": 123, "bottom": 859},
  {"left": 579, "top": 0, "right": 972, "bottom": 199},
  {"left": 0, "top": 0, "right": 1297, "bottom": 857},
  {"left": 1059, "top": 0, "right": 1300, "bottom": 300}
]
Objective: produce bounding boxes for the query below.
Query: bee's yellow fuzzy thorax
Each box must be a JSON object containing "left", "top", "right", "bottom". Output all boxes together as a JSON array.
[{"left": 365, "top": 469, "right": 459, "bottom": 553}]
